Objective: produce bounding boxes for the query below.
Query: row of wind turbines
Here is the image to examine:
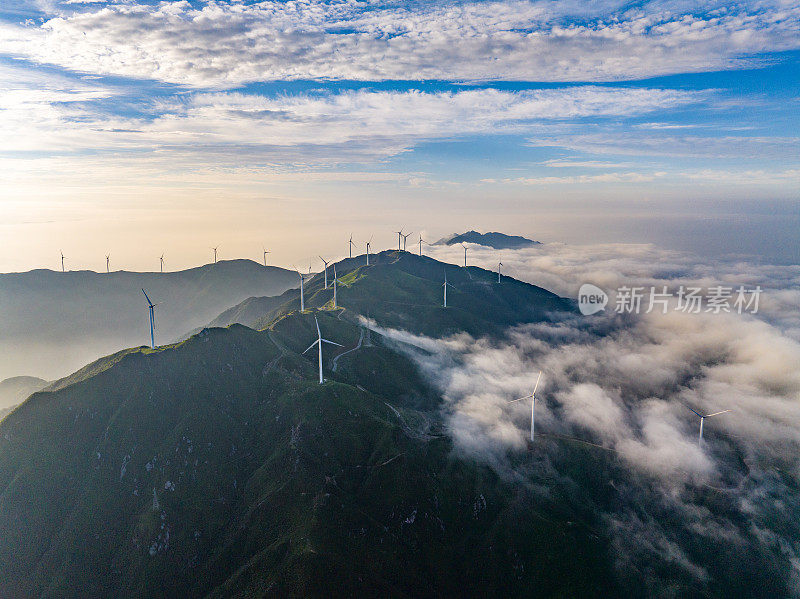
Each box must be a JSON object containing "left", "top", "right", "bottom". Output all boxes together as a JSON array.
[
  {"left": 136, "top": 229, "right": 725, "bottom": 447},
  {"left": 56, "top": 227, "right": 493, "bottom": 275}
]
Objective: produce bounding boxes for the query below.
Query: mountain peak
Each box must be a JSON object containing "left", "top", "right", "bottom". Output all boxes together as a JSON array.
[{"left": 435, "top": 230, "right": 541, "bottom": 249}]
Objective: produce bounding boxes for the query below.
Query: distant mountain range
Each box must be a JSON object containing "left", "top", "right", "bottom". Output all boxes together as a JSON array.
[
  {"left": 435, "top": 230, "right": 541, "bottom": 249},
  {"left": 0, "top": 260, "right": 297, "bottom": 381},
  {"left": 0, "top": 376, "right": 49, "bottom": 410}
]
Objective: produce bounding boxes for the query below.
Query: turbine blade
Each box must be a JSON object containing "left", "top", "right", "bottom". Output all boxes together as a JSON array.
[
  {"left": 706, "top": 410, "right": 732, "bottom": 418},
  {"left": 322, "top": 339, "right": 344, "bottom": 347},
  {"left": 315, "top": 316, "right": 321, "bottom": 338},
  {"left": 532, "top": 371, "right": 542, "bottom": 396},
  {"left": 686, "top": 406, "right": 704, "bottom": 418},
  {"left": 509, "top": 394, "right": 532, "bottom": 403},
  {"left": 141, "top": 289, "right": 153, "bottom": 306},
  {"left": 302, "top": 340, "right": 319, "bottom": 354}
]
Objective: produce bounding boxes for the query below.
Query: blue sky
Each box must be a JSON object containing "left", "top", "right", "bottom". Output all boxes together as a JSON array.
[{"left": 0, "top": 0, "right": 798, "bottom": 270}]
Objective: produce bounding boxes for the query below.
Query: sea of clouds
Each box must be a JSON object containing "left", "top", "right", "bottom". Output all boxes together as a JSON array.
[{"left": 370, "top": 241, "right": 800, "bottom": 595}]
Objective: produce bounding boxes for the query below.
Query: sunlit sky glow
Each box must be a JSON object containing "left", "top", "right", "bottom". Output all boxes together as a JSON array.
[{"left": 1, "top": 0, "right": 798, "bottom": 271}]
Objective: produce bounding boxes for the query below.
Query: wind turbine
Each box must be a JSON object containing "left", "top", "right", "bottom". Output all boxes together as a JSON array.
[
  {"left": 319, "top": 256, "right": 330, "bottom": 288},
  {"left": 497, "top": 261, "right": 503, "bottom": 283},
  {"left": 509, "top": 371, "right": 542, "bottom": 443},
  {"left": 402, "top": 231, "right": 413, "bottom": 251},
  {"left": 60, "top": 251, "right": 65, "bottom": 272},
  {"left": 687, "top": 407, "right": 731, "bottom": 445},
  {"left": 141, "top": 288, "right": 159, "bottom": 349},
  {"left": 395, "top": 228, "right": 404, "bottom": 251},
  {"left": 462, "top": 243, "right": 468, "bottom": 267},
  {"left": 418, "top": 234, "right": 425, "bottom": 256},
  {"left": 302, "top": 316, "right": 343, "bottom": 384},
  {"left": 295, "top": 268, "right": 306, "bottom": 311},
  {"left": 159, "top": 254, "right": 164, "bottom": 273},
  {"left": 366, "top": 236, "right": 373, "bottom": 266},
  {"left": 263, "top": 248, "right": 270, "bottom": 266},
  {"left": 105, "top": 254, "right": 110, "bottom": 274},
  {"left": 212, "top": 247, "right": 218, "bottom": 264},
  {"left": 332, "top": 264, "right": 338, "bottom": 308},
  {"left": 442, "top": 271, "right": 455, "bottom": 308},
  {"left": 348, "top": 234, "right": 355, "bottom": 258}
]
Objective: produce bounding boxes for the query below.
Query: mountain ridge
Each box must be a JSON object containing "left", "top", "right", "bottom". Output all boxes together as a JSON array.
[
  {"left": 434, "top": 230, "right": 541, "bottom": 249},
  {"left": 0, "top": 259, "right": 298, "bottom": 381}
]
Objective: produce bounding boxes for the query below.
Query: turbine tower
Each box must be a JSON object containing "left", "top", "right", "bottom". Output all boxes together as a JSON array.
[
  {"left": 688, "top": 407, "right": 731, "bottom": 445},
  {"left": 509, "top": 371, "right": 542, "bottom": 443},
  {"left": 263, "top": 248, "right": 270, "bottom": 266},
  {"left": 302, "top": 316, "right": 343, "bottom": 384},
  {"left": 141, "top": 288, "right": 159, "bottom": 349},
  {"left": 462, "top": 243, "right": 468, "bottom": 267},
  {"left": 160, "top": 254, "right": 164, "bottom": 273},
  {"left": 212, "top": 247, "right": 218, "bottom": 264},
  {"left": 60, "top": 251, "right": 65, "bottom": 272},
  {"left": 497, "top": 261, "right": 503, "bottom": 283},
  {"left": 442, "top": 271, "right": 455, "bottom": 308},
  {"left": 418, "top": 234, "right": 425, "bottom": 256},
  {"left": 366, "top": 236, "right": 373, "bottom": 266},
  {"left": 319, "top": 256, "right": 330, "bottom": 288},
  {"left": 402, "top": 232, "right": 413, "bottom": 251},
  {"left": 348, "top": 234, "right": 355, "bottom": 258},
  {"left": 332, "top": 264, "right": 338, "bottom": 308},
  {"left": 395, "top": 228, "right": 404, "bottom": 251},
  {"left": 295, "top": 269, "right": 306, "bottom": 311},
  {"left": 105, "top": 254, "right": 110, "bottom": 274}
]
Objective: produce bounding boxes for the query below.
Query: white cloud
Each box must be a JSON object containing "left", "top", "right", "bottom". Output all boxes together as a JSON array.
[
  {"left": 369, "top": 241, "right": 800, "bottom": 589},
  {"left": 1, "top": 0, "right": 798, "bottom": 86},
  {"left": 0, "top": 78, "right": 704, "bottom": 161}
]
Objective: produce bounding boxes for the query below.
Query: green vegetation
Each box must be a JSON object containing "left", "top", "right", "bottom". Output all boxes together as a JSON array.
[{"left": 0, "top": 251, "right": 623, "bottom": 598}]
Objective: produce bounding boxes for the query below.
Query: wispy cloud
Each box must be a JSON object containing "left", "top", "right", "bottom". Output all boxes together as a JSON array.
[
  {"left": 369, "top": 242, "right": 800, "bottom": 592},
  {"left": 1, "top": 1, "right": 799, "bottom": 86}
]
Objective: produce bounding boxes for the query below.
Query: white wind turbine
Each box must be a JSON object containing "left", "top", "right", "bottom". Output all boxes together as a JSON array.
[
  {"left": 366, "top": 236, "right": 373, "bottom": 265},
  {"left": 418, "top": 234, "right": 425, "bottom": 256},
  {"left": 295, "top": 268, "right": 307, "bottom": 311},
  {"left": 462, "top": 243, "right": 468, "bottom": 267},
  {"left": 263, "top": 248, "right": 270, "bottom": 266},
  {"left": 332, "top": 264, "right": 338, "bottom": 308},
  {"left": 319, "top": 256, "right": 330, "bottom": 288},
  {"left": 141, "top": 288, "right": 160, "bottom": 349},
  {"left": 60, "top": 251, "right": 66, "bottom": 272},
  {"left": 442, "top": 271, "right": 455, "bottom": 308},
  {"left": 348, "top": 234, "right": 355, "bottom": 258},
  {"left": 402, "top": 231, "right": 413, "bottom": 251},
  {"left": 105, "top": 254, "right": 110, "bottom": 274},
  {"left": 687, "top": 407, "right": 731, "bottom": 445},
  {"left": 395, "top": 228, "right": 404, "bottom": 251},
  {"left": 160, "top": 253, "right": 164, "bottom": 273},
  {"left": 509, "top": 371, "right": 542, "bottom": 443},
  {"left": 212, "top": 246, "right": 218, "bottom": 264},
  {"left": 303, "top": 316, "right": 343, "bottom": 384},
  {"left": 497, "top": 260, "right": 503, "bottom": 283}
]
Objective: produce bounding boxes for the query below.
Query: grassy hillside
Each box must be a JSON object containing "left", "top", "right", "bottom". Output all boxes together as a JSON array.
[
  {"left": 0, "top": 259, "right": 297, "bottom": 381},
  {"left": 237, "top": 250, "right": 572, "bottom": 337},
  {"left": 0, "top": 253, "right": 787, "bottom": 598},
  {"left": 0, "top": 316, "right": 613, "bottom": 598}
]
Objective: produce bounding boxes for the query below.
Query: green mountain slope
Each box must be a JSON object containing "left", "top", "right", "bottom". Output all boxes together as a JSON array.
[
  {"left": 218, "top": 250, "right": 572, "bottom": 337},
  {"left": 1, "top": 252, "right": 787, "bottom": 597},
  {"left": 0, "top": 314, "right": 612, "bottom": 598},
  {"left": 0, "top": 259, "right": 297, "bottom": 381}
]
